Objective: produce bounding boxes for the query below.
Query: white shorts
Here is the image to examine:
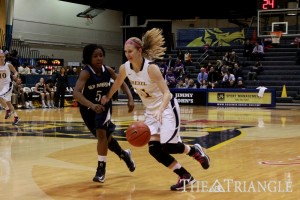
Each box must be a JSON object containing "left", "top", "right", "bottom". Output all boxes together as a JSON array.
[
  {"left": 0, "top": 83, "right": 13, "bottom": 102},
  {"left": 144, "top": 97, "right": 182, "bottom": 144}
]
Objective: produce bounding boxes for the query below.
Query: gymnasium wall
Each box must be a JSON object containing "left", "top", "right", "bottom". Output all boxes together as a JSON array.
[{"left": 12, "top": 0, "right": 124, "bottom": 67}]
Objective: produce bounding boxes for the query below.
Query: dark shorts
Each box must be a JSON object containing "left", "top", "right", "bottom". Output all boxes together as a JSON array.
[{"left": 79, "top": 102, "right": 115, "bottom": 137}]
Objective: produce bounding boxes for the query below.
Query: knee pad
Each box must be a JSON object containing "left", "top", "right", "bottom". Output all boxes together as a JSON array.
[
  {"left": 148, "top": 141, "right": 175, "bottom": 167},
  {"left": 161, "top": 142, "right": 185, "bottom": 154}
]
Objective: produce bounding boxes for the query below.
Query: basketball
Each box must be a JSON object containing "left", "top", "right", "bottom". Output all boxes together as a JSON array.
[{"left": 126, "top": 121, "right": 151, "bottom": 147}]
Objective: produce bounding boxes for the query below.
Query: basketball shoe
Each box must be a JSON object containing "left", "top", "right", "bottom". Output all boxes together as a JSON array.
[
  {"left": 120, "top": 149, "right": 136, "bottom": 172},
  {"left": 170, "top": 173, "right": 196, "bottom": 191},
  {"left": 93, "top": 161, "right": 106, "bottom": 183},
  {"left": 5, "top": 109, "right": 12, "bottom": 119},
  {"left": 12, "top": 117, "right": 20, "bottom": 125},
  {"left": 193, "top": 143, "right": 210, "bottom": 169}
]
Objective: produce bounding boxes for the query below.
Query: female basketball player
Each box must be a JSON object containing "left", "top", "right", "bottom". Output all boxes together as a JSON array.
[
  {"left": 73, "top": 44, "right": 135, "bottom": 183},
  {"left": 0, "top": 50, "right": 20, "bottom": 125},
  {"left": 101, "top": 28, "right": 210, "bottom": 191}
]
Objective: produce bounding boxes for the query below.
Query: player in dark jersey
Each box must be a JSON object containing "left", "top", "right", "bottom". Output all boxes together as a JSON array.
[{"left": 73, "top": 44, "right": 135, "bottom": 183}]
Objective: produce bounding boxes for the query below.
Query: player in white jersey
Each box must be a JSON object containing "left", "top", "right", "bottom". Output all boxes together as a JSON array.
[
  {"left": 101, "top": 28, "right": 210, "bottom": 191},
  {"left": 0, "top": 50, "right": 20, "bottom": 125}
]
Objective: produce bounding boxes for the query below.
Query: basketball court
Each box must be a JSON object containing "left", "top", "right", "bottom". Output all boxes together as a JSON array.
[{"left": 0, "top": 103, "right": 299, "bottom": 200}]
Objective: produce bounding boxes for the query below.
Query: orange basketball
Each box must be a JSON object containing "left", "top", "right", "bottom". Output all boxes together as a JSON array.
[{"left": 126, "top": 121, "right": 151, "bottom": 147}]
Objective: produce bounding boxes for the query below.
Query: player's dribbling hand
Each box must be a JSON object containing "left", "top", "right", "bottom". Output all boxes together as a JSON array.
[{"left": 127, "top": 99, "right": 134, "bottom": 113}]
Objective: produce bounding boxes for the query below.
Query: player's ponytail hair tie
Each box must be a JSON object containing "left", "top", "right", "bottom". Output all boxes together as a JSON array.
[
  {"left": 0, "top": 50, "right": 8, "bottom": 55},
  {"left": 125, "top": 38, "right": 142, "bottom": 49}
]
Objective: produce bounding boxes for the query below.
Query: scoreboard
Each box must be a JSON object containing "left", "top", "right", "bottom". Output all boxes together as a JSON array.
[{"left": 258, "top": 0, "right": 294, "bottom": 10}]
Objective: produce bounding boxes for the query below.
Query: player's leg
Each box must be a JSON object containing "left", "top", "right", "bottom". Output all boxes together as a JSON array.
[
  {"left": 6, "top": 101, "right": 20, "bottom": 125},
  {"left": 106, "top": 122, "right": 135, "bottom": 172},
  {"left": 0, "top": 85, "right": 13, "bottom": 119},
  {"left": 160, "top": 97, "right": 210, "bottom": 169},
  {"left": 144, "top": 111, "right": 194, "bottom": 191},
  {"left": 0, "top": 97, "right": 11, "bottom": 119}
]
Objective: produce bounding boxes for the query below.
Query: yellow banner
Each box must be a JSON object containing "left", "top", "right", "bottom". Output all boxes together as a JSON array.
[{"left": 208, "top": 92, "right": 272, "bottom": 105}]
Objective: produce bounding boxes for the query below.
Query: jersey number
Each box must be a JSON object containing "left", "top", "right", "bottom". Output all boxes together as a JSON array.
[
  {"left": 95, "top": 91, "right": 102, "bottom": 102},
  {"left": 136, "top": 88, "right": 151, "bottom": 98},
  {"left": 0, "top": 72, "right": 7, "bottom": 79}
]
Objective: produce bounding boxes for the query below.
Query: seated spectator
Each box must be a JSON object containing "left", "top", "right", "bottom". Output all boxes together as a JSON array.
[
  {"left": 222, "top": 52, "right": 230, "bottom": 66},
  {"left": 165, "top": 68, "right": 177, "bottom": 88},
  {"left": 227, "top": 51, "right": 239, "bottom": 69},
  {"left": 233, "top": 63, "right": 243, "bottom": 83},
  {"left": 34, "top": 77, "right": 50, "bottom": 108},
  {"left": 197, "top": 67, "right": 208, "bottom": 89},
  {"left": 221, "top": 70, "right": 235, "bottom": 88},
  {"left": 235, "top": 78, "right": 246, "bottom": 89},
  {"left": 173, "top": 59, "right": 185, "bottom": 79},
  {"left": 23, "top": 87, "right": 35, "bottom": 109},
  {"left": 176, "top": 49, "right": 184, "bottom": 61},
  {"left": 187, "top": 79, "right": 197, "bottom": 89},
  {"left": 31, "top": 66, "right": 46, "bottom": 75},
  {"left": 23, "top": 64, "right": 31, "bottom": 74},
  {"left": 158, "top": 61, "right": 168, "bottom": 78},
  {"left": 12, "top": 78, "right": 25, "bottom": 109},
  {"left": 247, "top": 61, "right": 264, "bottom": 80},
  {"left": 46, "top": 78, "right": 56, "bottom": 108},
  {"left": 252, "top": 42, "right": 264, "bottom": 61},
  {"left": 184, "top": 50, "right": 192, "bottom": 66},
  {"left": 176, "top": 79, "right": 187, "bottom": 88},
  {"left": 207, "top": 67, "right": 220, "bottom": 89}
]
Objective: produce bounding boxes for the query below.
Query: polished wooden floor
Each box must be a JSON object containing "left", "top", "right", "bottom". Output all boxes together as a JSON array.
[{"left": 0, "top": 103, "right": 299, "bottom": 200}]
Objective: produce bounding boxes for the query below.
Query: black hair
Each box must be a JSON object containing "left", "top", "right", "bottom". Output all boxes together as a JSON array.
[{"left": 82, "top": 44, "right": 105, "bottom": 65}]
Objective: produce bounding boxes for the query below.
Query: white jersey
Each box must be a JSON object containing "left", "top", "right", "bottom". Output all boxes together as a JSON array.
[
  {"left": 124, "top": 59, "right": 163, "bottom": 112},
  {"left": 0, "top": 63, "right": 12, "bottom": 87},
  {"left": 125, "top": 59, "right": 181, "bottom": 143}
]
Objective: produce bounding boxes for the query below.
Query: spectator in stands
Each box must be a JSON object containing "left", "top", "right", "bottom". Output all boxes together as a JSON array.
[
  {"left": 12, "top": 78, "right": 25, "bottom": 109},
  {"left": 176, "top": 79, "right": 187, "bottom": 88},
  {"left": 165, "top": 68, "right": 177, "bottom": 88},
  {"left": 184, "top": 50, "right": 192, "bottom": 66},
  {"left": 23, "top": 64, "right": 31, "bottom": 74},
  {"left": 34, "top": 77, "right": 50, "bottom": 108},
  {"left": 31, "top": 66, "right": 46, "bottom": 75},
  {"left": 222, "top": 52, "right": 230, "bottom": 66},
  {"left": 72, "top": 67, "right": 78, "bottom": 75},
  {"left": 215, "top": 60, "right": 224, "bottom": 76},
  {"left": 233, "top": 63, "right": 243, "bottom": 83},
  {"left": 235, "top": 77, "right": 246, "bottom": 89},
  {"left": 45, "top": 78, "right": 55, "bottom": 108},
  {"left": 251, "top": 41, "right": 264, "bottom": 61},
  {"left": 207, "top": 66, "right": 219, "bottom": 89},
  {"left": 247, "top": 61, "right": 264, "bottom": 80},
  {"left": 243, "top": 39, "right": 253, "bottom": 60},
  {"left": 167, "top": 55, "right": 175, "bottom": 69},
  {"left": 227, "top": 51, "right": 239, "bottom": 69},
  {"left": 173, "top": 59, "right": 185, "bottom": 79},
  {"left": 66, "top": 66, "right": 75, "bottom": 75},
  {"left": 176, "top": 49, "right": 184, "bottom": 61},
  {"left": 53, "top": 67, "right": 69, "bottom": 108},
  {"left": 187, "top": 78, "right": 197, "bottom": 89},
  {"left": 197, "top": 67, "right": 208, "bottom": 89},
  {"left": 221, "top": 70, "right": 235, "bottom": 88},
  {"left": 23, "top": 87, "right": 35, "bottom": 109},
  {"left": 158, "top": 61, "right": 168, "bottom": 78},
  {"left": 31, "top": 66, "right": 38, "bottom": 74}
]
